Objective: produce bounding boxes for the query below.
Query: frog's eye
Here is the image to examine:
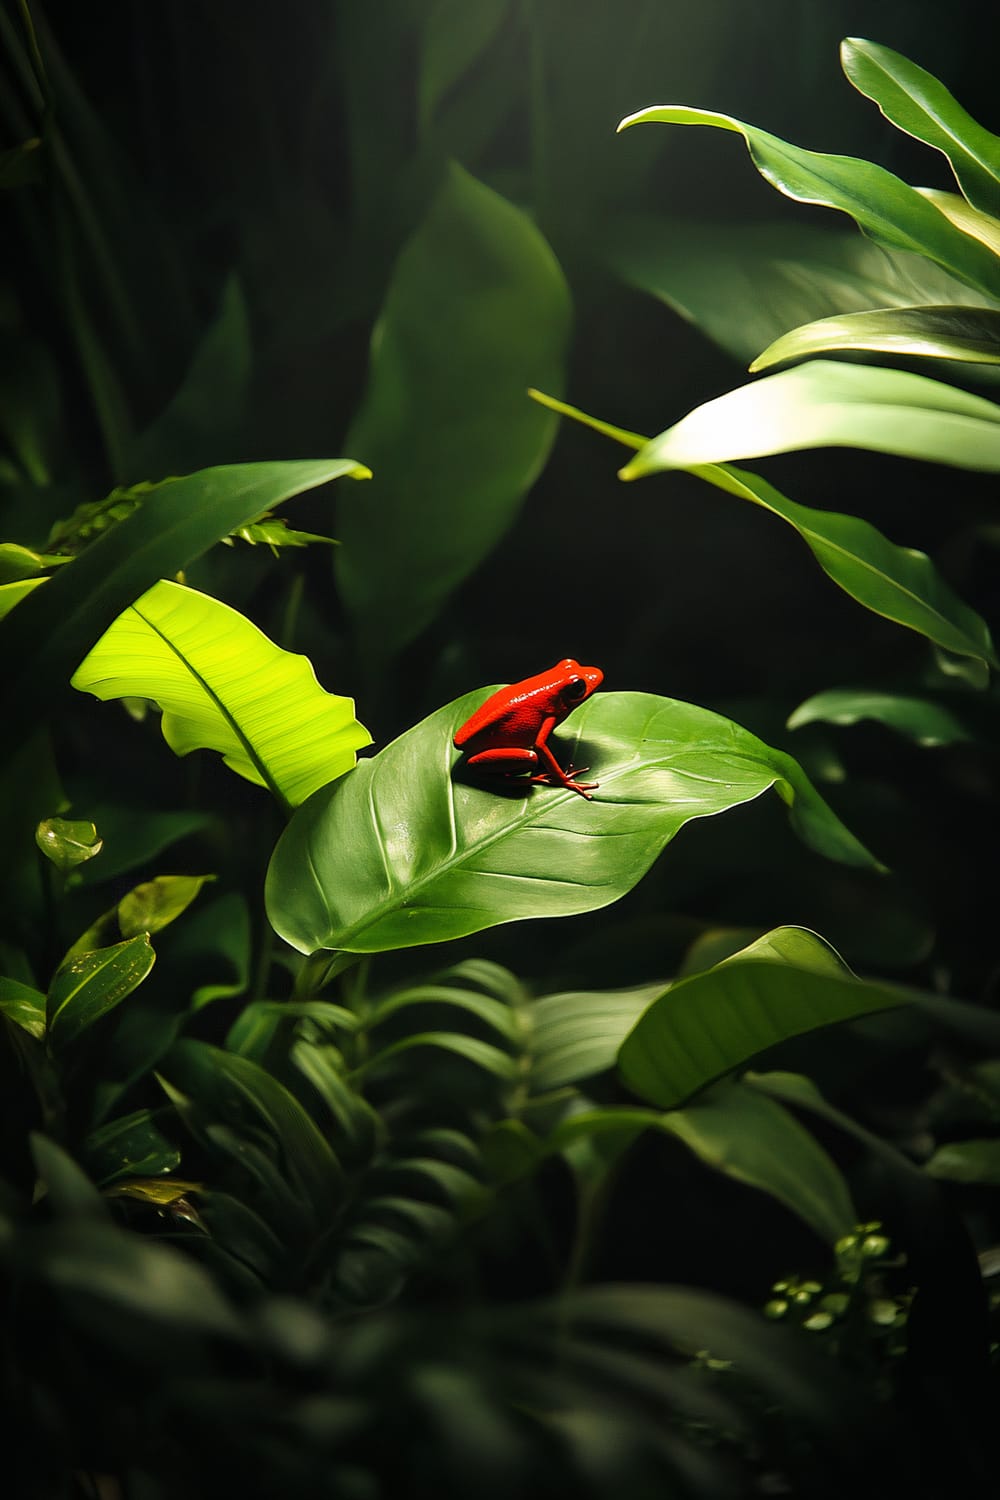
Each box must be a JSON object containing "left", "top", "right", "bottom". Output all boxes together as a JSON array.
[{"left": 564, "top": 677, "right": 587, "bottom": 702}]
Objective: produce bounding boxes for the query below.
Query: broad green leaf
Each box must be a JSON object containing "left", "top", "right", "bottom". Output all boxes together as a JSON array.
[
  {"left": 616, "top": 104, "right": 1000, "bottom": 299},
  {"left": 620, "top": 361, "right": 1000, "bottom": 476},
  {"left": 72, "top": 579, "right": 371, "bottom": 809},
  {"left": 600, "top": 215, "right": 1000, "bottom": 368},
  {"left": 116, "top": 873, "right": 213, "bottom": 938},
  {"left": 752, "top": 306, "right": 1000, "bottom": 372},
  {"left": 337, "top": 163, "right": 570, "bottom": 667},
  {"left": 618, "top": 926, "right": 908, "bottom": 1109},
  {"left": 0, "top": 459, "right": 370, "bottom": 762},
  {"left": 550, "top": 1079, "right": 856, "bottom": 1245},
  {"left": 47, "top": 935, "right": 155, "bottom": 1052},
  {"left": 0, "top": 542, "right": 72, "bottom": 582},
  {"left": 924, "top": 1140, "right": 1000, "bottom": 1185},
  {"left": 83, "top": 1108, "right": 181, "bottom": 1186},
  {"left": 0, "top": 976, "right": 46, "bottom": 1039},
  {"left": 160, "top": 1039, "right": 343, "bottom": 1216},
  {"left": 528, "top": 983, "right": 667, "bottom": 1091},
  {"left": 34, "top": 816, "right": 103, "bottom": 872},
  {"left": 841, "top": 39, "right": 1000, "bottom": 218},
  {"left": 531, "top": 389, "right": 998, "bottom": 667},
  {"left": 266, "top": 692, "right": 879, "bottom": 956},
  {"left": 788, "top": 688, "right": 975, "bottom": 746}
]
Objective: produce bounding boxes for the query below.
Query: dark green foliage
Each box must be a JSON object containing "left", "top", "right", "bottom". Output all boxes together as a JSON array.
[{"left": 2, "top": 4, "right": 1000, "bottom": 1497}]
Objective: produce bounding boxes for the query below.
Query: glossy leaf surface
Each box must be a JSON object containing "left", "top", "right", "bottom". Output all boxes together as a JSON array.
[
  {"left": 617, "top": 104, "right": 1000, "bottom": 298},
  {"left": 752, "top": 306, "right": 1000, "bottom": 371},
  {"left": 47, "top": 936, "right": 155, "bottom": 1052},
  {"left": 618, "top": 926, "right": 907, "bottom": 1109},
  {"left": 266, "top": 691, "right": 878, "bottom": 955},
  {"left": 0, "top": 976, "right": 47, "bottom": 1039},
  {"left": 72, "top": 580, "right": 371, "bottom": 808},
  {"left": 620, "top": 361, "right": 1000, "bottom": 476},
  {"left": 841, "top": 38, "right": 1000, "bottom": 216},
  {"left": 337, "top": 164, "right": 570, "bottom": 665}
]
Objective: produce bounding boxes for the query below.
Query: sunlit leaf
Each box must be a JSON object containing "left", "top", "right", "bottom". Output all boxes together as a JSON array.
[
  {"left": 0, "top": 542, "right": 72, "bottom": 583},
  {"left": 0, "top": 458, "right": 370, "bottom": 762},
  {"left": 266, "top": 691, "right": 879, "bottom": 956},
  {"left": 72, "top": 579, "right": 371, "bottom": 809},
  {"left": 620, "top": 361, "right": 1000, "bottom": 476},
  {"left": 617, "top": 926, "right": 908, "bottom": 1109},
  {"left": 916, "top": 188, "right": 1000, "bottom": 258},
  {"left": 47, "top": 935, "right": 155, "bottom": 1051},
  {"left": 337, "top": 163, "right": 571, "bottom": 666},
  {"left": 841, "top": 38, "right": 1000, "bottom": 217},
  {"left": 616, "top": 104, "right": 1000, "bottom": 299},
  {"left": 752, "top": 306, "right": 1000, "bottom": 372}
]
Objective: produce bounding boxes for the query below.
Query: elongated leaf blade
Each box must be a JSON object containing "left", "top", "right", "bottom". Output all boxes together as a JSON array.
[
  {"left": 620, "top": 360, "right": 1000, "bottom": 476},
  {"left": 617, "top": 926, "right": 908, "bottom": 1109},
  {"left": 752, "top": 306, "right": 1000, "bottom": 371},
  {"left": 47, "top": 935, "right": 155, "bottom": 1052},
  {"left": 788, "top": 688, "right": 975, "bottom": 746},
  {"left": 72, "top": 579, "right": 371, "bottom": 808},
  {"left": 0, "top": 976, "right": 47, "bottom": 1039},
  {"left": 841, "top": 38, "right": 1000, "bottom": 217},
  {"left": 601, "top": 215, "right": 1000, "bottom": 368},
  {"left": 528, "top": 983, "right": 667, "bottom": 1091},
  {"left": 616, "top": 104, "right": 1000, "bottom": 298},
  {"left": 337, "top": 163, "right": 571, "bottom": 666},
  {"left": 266, "top": 692, "right": 879, "bottom": 955},
  {"left": 0, "top": 459, "right": 370, "bottom": 760}
]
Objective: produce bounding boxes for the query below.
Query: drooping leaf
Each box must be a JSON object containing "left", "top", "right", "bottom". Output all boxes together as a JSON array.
[
  {"left": 528, "top": 983, "right": 667, "bottom": 1091},
  {"left": 616, "top": 104, "right": 1000, "bottom": 299},
  {"left": 752, "top": 306, "right": 1000, "bottom": 372},
  {"left": 336, "top": 163, "right": 571, "bottom": 667},
  {"left": 47, "top": 935, "right": 155, "bottom": 1052},
  {"left": 840, "top": 38, "right": 1000, "bottom": 217},
  {"left": 617, "top": 926, "right": 908, "bottom": 1109},
  {"left": 0, "top": 976, "right": 46, "bottom": 1039},
  {"left": 788, "top": 688, "right": 976, "bottom": 746},
  {"left": 266, "top": 691, "right": 879, "bottom": 956},
  {"left": 550, "top": 1077, "right": 856, "bottom": 1245},
  {"left": 529, "top": 389, "right": 998, "bottom": 668},
  {"left": 34, "top": 816, "right": 103, "bottom": 872},
  {"left": 72, "top": 579, "right": 371, "bottom": 809},
  {"left": 619, "top": 361, "right": 1000, "bottom": 476},
  {"left": 368, "top": 982, "right": 520, "bottom": 1043},
  {"left": 600, "top": 215, "right": 1000, "bottom": 368},
  {"left": 0, "top": 459, "right": 370, "bottom": 761}
]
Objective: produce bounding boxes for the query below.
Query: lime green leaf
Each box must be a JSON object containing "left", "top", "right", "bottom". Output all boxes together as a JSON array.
[
  {"left": 620, "top": 361, "right": 1000, "bottom": 476},
  {"left": 924, "top": 1140, "right": 1000, "bottom": 1185},
  {"left": 72, "top": 579, "right": 371, "bottom": 809},
  {"left": 47, "top": 935, "right": 155, "bottom": 1052},
  {"left": 0, "top": 577, "right": 45, "bottom": 619},
  {"left": 0, "top": 976, "right": 46, "bottom": 1039},
  {"left": 616, "top": 104, "right": 1000, "bottom": 299},
  {"left": 533, "top": 387, "right": 996, "bottom": 666},
  {"left": 0, "top": 459, "right": 370, "bottom": 762},
  {"left": 788, "top": 688, "right": 975, "bottom": 746},
  {"left": 225, "top": 515, "right": 337, "bottom": 550},
  {"left": 618, "top": 926, "right": 908, "bottom": 1109},
  {"left": 83, "top": 1108, "right": 181, "bottom": 1186},
  {"left": 35, "top": 817, "right": 103, "bottom": 872},
  {"left": 528, "top": 983, "right": 667, "bottom": 1091},
  {"left": 0, "top": 542, "right": 72, "bottom": 583},
  {"left": 600, "top": 215, "right": 1000, "bottom": 368},
  {"left": 752, "top": 306, "right": 1000, "bottom": 372},
  {"left": 337, "top": 163, "right": 571, "bottom": 666},
  {"left": 266, "top": 692, "right": 879, "bottom": 956},
  {"left": 116, "top": 873, "right": 213, "bottom": 939},
  {"left": 841, "top": 38, "right": 1000, "bottom": 217}
]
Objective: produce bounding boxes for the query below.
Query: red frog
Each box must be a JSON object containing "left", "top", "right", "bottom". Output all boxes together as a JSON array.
[{"left": 453, "top": 659, "right": 604, "bottom": 799}]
